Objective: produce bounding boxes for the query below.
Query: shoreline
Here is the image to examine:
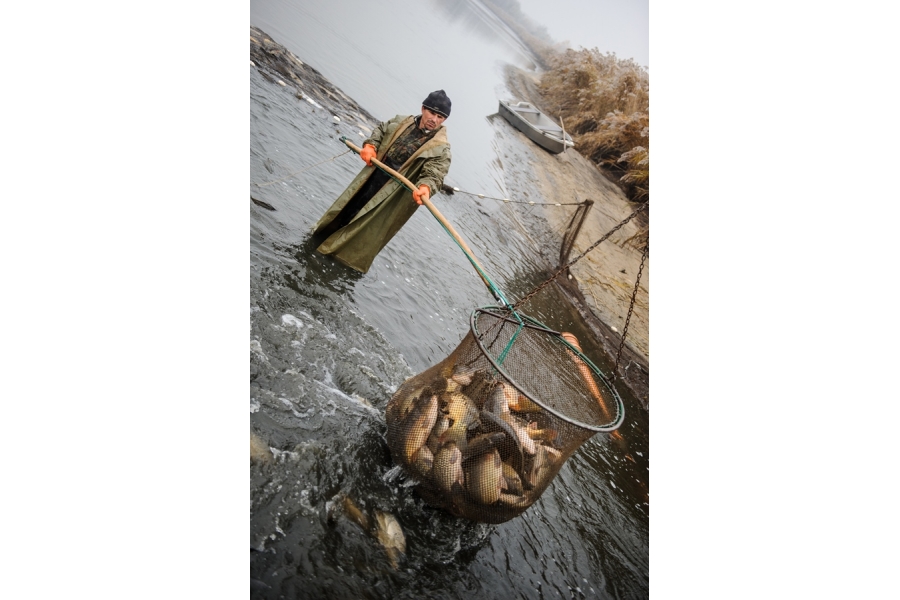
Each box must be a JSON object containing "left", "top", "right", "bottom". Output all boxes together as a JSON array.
[{"left": 250, "top": 26, "right": 649, "bottom": 406}]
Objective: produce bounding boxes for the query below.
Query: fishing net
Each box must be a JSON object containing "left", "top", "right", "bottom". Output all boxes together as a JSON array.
[{"left": 386, "top": 306, "right": 624, "bottom": 524}]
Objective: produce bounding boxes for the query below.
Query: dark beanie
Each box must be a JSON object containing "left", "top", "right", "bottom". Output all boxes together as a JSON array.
[{"left": 422, "top": 90, "right": 451, "bottom": 118}]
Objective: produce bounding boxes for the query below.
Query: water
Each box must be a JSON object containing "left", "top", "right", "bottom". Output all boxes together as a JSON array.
[{"left": 250, "top": 1, "right": 648, "bottom": 597}]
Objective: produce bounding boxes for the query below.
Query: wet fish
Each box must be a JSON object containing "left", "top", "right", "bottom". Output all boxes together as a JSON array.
[
  {"left": 526, "top": 444, "right": 561, "bottom": 490},
  {"left": 501, "top": 462, "right": 524, "bottom": 495},
  {"left": 479, "top": 409, "right": 528, "bottom": 488},
  {"left": 462, "top": 431, "right": 506, "bottom": 459},
  {"left": 426, "top": 415, "right": 449, "bottom": 454},
  {"left": 527, "top": 424, "right": 560, "bottom": 446},
  {"left": 483, "top": 383, "right": 515, "bottom": 417},
  {"left": 509, "top": 393, "right": 543, "bottom": 413},
  {"left": 432, "top": 441, "right": 464, "bottom": 494},
  {"left": 374, "top": 510, "right": 406, "bottom": 570},
  {"left": 341, "top": 496, "right": 370, "bottom": 532},
  {"left": 401, "top": 395, "right": 438, "bottom": 463},
  {"left": 506, "top": 415, "right": 537, "bottom": 455},
  {"left": 440, "top": 392, "right": 479, "bottom": 452},
  {"left": 466, "top": 448, "right": 504, "bottom": 505},
  {"left": 411, "top": 444, "right": 434, "bottom": 479},
  {"left": 445, "top": 378, "right": 460, "bottom": 393},
  {"left": 386, "top": 383, "right": 425, "bottom": 426},
  {"left": 450, "top": 364, "right": 477, "bottom": 386},
  {"left": 560, "top": 331, "right": 612, "bottom": 422},
  {"left": 498, "top": 492, "right": 530, "bottom": 510}
]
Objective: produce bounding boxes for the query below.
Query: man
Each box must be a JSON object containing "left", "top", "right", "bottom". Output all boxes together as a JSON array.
[{"left": 313, "top": 90, "right": 452, "bottom": 274}]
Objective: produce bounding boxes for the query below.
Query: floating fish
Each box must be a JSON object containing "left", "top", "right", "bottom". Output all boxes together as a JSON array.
[
  {"left": 374, "top": 510, "right": 406, "bottom": 570},
  {"left": 341, "top": 495, "right": 370, "bottom": 532}
]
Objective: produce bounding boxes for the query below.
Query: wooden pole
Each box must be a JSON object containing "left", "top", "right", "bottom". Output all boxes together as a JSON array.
[{"left": 341, "top": 138, "right": 493, "bottom": 292}]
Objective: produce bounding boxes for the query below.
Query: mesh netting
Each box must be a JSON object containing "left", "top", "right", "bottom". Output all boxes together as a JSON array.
[{"left": 386, "top": 306, "right": 624, "bottom": 524}]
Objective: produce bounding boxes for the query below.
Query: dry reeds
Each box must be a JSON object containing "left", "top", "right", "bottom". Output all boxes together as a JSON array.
[{"left": 538, "top": 49, "right": 650, "bottom": 204}]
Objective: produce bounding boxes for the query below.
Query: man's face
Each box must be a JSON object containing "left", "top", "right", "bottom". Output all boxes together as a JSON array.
[{"left": 420, "top": 106, "right": 447, "bottom": 131}]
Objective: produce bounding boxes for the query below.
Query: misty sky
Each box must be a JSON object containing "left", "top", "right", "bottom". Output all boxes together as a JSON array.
[{"left": 516, "top": 0, "right": 649, "bottom": 67}]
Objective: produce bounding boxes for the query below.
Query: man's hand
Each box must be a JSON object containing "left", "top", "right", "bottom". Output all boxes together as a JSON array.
[
  {"left": 359, "top": 144, "right": 377, "bottom": 166},
  {"left": 412, "top": 185, "right": 430, "bottom": 205}
]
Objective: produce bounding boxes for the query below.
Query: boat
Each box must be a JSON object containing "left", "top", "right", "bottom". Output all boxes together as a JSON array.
[{"left": 498, "top": 100, "right": 575, "bottom": 154}]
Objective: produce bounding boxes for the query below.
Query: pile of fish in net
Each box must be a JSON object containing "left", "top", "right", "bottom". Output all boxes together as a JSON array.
[{"left": 386, "top": 307, "right": 622, "bottom": 524}]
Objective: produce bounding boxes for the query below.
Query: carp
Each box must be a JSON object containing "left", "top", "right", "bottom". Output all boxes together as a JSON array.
[
  {"left": 374, "top": 510, "right": 406, "bottom": 570},
  {"left": 400, "top": 395, "right": 438, "bottom": 463},
  {"left": 465, "top": 448, "right": 504, "bottom": 505},
  {"left": 432, "top": 441, "right": 464, "bottom": 494}
]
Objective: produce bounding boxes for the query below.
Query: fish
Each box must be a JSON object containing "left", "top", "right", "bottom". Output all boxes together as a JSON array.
[
  {"left": 498, "top": 492, "right": 530, "bottom": 510},
  {"left": 501, "top": 462, "right": 524, "bottom": 495},
  {"left": 526, "top": 423, "right": 560, "bottom": 446},
  {"left": 509, "top": 393, "right": 543, "bottom": 413},
  {"left": 483, "top": 383, "right": 516, "bottom": 417},
  {"left": 341, "top": 495, "right": 370, "bottom": 532},
  {"left": 386, "top": 383, "right": 426, "bottom": 426},
  {"left": 465, "top": 448, "right": 504, "bottom": 505},
  {"left": 506, "top": 415, "right": 537, "bottom": 455},
  {"left": 432, "top": 441, "right": 464, "bottom": 494},
  {"left": 401, "top": 395, "right": 438, "bottom": 463},
  {"left": 479, "top": 409, "right": 528, "bottom": 489},
  {"left": 374, "top": 510, "right": 406, "bottom": 570},
  {"left": 560, "top": 332, "right": 612, "bottom": 422},
  {"left": 440, "top": 392, "right": 479, "bottom": 452},
  {"left": 411, "top": 444, "right": 434, "bottom": 479},
  {"left": 426, "top": 415, "right": 449, "bottom": 454},
  {"left": 462, "top": 431, "right": 506, "bottom": 459},
  {"left": 526, "top": 444, "right": 561, "bottom": 490},
  {"left": 450, "top": 364, "right": 477, "bottom": 386}
]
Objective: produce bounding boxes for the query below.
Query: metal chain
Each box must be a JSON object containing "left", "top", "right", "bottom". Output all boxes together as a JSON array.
[
  {"left": 511, "top": 201, "right": 648, "bottom": 310},
  {"left": 612, "top": 243, "right": 648, "bottom": 380}
]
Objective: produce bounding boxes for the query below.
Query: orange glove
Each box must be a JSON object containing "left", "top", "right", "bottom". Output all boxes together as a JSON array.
[
  {"left": 359, "top": 144, "right": 377, "bottom": 166},
  {"left": 412, "top": 185, "right": 430, "bottom": 205}
]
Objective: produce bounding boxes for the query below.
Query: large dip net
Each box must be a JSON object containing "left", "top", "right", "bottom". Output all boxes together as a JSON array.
[
  {"left": 386, "top": 307, "right": 624, "bottom": 523},
  {"left": 340, "top": 137, "right": 647, "bottom": 524}
]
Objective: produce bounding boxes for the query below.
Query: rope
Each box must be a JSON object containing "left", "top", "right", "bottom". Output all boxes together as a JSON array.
[
  {"left": 445, "top": 187, "right": 584, "bottom": 207},
  {"left": 252, "top": 150, "right": 352, "bottom": 187},
  {"left": 511, "top": 201, "right": 649, "bottom": 310}
]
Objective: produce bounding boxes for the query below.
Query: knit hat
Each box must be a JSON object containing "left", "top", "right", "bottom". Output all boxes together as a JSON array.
[{"left": 422, "top": 90, "right": 451, "bottom": 118}]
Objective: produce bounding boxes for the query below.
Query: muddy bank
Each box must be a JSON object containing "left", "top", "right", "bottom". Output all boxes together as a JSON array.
[
  {"left": 249, "top": 26, "right": 648, "bottom": 406},
  {"left": 501, "top": 66, "right": 649, "bottom": 406}
]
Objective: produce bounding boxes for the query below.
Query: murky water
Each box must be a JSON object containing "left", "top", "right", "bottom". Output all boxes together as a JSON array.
[{"left": 250, "top": 1, "right": 648, "bottom": 598}]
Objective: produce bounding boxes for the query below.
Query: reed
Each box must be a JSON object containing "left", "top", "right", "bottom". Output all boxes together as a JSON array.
[{"left": 537, "top": 49, "right": 650, "bottom": 206}]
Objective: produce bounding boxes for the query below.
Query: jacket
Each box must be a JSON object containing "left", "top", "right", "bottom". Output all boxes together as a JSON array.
[{"left": 313, "top": 114, "right": 452, "bottom": 273}]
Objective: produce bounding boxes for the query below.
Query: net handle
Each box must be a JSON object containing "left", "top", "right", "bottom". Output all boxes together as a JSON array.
[{"left": 340, "top": 137, "right": 513, "bottom": 309}]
